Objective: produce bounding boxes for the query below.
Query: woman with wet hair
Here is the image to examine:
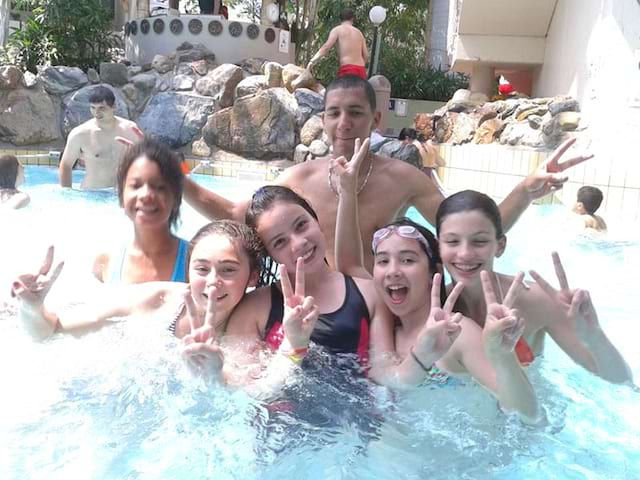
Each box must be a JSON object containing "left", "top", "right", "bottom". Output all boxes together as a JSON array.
[
  {"left": 0, "top": 154, "right": 30, "bottom": 209},
  {"left": 93, "top": 137, "right": 189, "bottom": 284}
]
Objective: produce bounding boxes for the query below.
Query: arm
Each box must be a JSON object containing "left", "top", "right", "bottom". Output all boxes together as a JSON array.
[
  {"left": 334, "top": 138, "right": 370, "bottom": 278},
  {"left": 499, "top": 137, "right": 593, "bottom": 232},
  {"left": 183, "top": 176, "right": 249, "bottom": 222},
  {"left": 408, "top": 165, "right": 446, "bottom": 225},
  {"left": 307, "top": 27, "right": 339, "bottom": 69},
  {"left": 5, "top": 192, "right": 30, "bottom": 209},
  {"left": 59, "top": 132, "right": 82, "bottom": 188},
  {"left": 530, "top": 252, "right": 633, "bottom": 384},
  {"left": 361, "top": 32, "right": 369, "bottom": 63}
]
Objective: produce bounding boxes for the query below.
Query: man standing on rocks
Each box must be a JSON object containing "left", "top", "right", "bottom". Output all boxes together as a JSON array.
[
  {"left": 59, "top": 86, "right": 141, "bottom": 189},
  {"left": 183, "top": 75, "right": 591, "bottom": 271},
  {"left": 306, "top": 8, "right": 369, "bottom": 80}
]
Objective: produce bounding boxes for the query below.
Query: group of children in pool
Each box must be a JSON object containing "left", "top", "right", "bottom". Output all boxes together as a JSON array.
[{"left": 10, "top": 131, "right": 632, "bottom": 425}]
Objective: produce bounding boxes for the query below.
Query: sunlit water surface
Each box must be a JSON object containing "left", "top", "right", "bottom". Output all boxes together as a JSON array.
[{"left": 0, "top": 166, "right": 638, "bottom": 479}]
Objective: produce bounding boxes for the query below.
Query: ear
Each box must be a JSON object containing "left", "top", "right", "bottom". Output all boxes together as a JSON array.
[
  {"left": 247, "top": 270, "right": 260, "bottom": 289},
  {"left": 496, "top": 235, "right": 507, "bottom": 258},
  {"left": 372, "top": 110, "right": 381, "bottom": 131}
]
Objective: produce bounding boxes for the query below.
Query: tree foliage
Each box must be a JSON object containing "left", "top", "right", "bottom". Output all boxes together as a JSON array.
[
  {"left": 310, "top": 0, "right": 468, "bottom": 101},
  {"left": 4, "top": 0, "right": 119, "bottom": 72}
]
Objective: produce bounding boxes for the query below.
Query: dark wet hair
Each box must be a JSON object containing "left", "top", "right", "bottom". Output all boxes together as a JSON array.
[
  {"left": 340, "top": 8, "right": 355, "bottom": 22},
  {"left": 379, "top": 217, "right": 446, "bottom": 305},
  {"left": 116, "top": 137, "right": 184, "bottom": 228},
  {"left": 436, "top": 190, "right": 504, "bottom": 239},
  {"left": 88, "top": 85, "right": 116, "bottom": 107},
  {"left": 325, "top": 75, "right": 377, "bottom": 112},
  {"left": 398, "top": 128, "right": 417, "bottom": 141},
  {"left": 577, "top": 186, "right": 603, "bottom": 214},
  {"left": 0, "top": 154, "right": 20, "bottom": 189},
  {"left": 186, "top": 220, "right": 265, "bottom": 282},
  {"left": 246, "top": 185, "right": 319, "bottom": 285}
]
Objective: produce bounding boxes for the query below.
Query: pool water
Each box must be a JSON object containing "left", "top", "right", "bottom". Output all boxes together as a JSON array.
[{"left": 0, "top": 166, "right": 638, "bottom": 479}]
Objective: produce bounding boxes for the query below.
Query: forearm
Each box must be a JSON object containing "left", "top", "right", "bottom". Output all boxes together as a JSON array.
[
  {"left": 335, "top": 186, "right": 367, "bottom": 276},
  {"left": 59, "top": 163, "right": 72, "bottom": 188},
  {"left": 583, "top": 329, "right": 633, "bottom": 384},
  {"left": 491, "top": 354, "right": 542, "bottom": 424},
  {"left": 498, "top": 181, "right": 531, "bottom": 233},
  {"left": 183, "top": 176, "right": 242, "bottom": 221},
  {"left": 18, "top": 304, "right": 59, "bottom": 341}
]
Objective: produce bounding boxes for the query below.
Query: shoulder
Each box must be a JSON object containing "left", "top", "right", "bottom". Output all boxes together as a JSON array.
[
  {"left": 92, "top": 251, "right": 112, "bottom": 282},
  {"left": 277, "top": 158, "right": 325, "bottom": 186},
  {"left": 67, "top": 123, "right": 91, "bottom": 139},
  {"left": 226, "top": 285, "right": 273, "bottom": 334}
]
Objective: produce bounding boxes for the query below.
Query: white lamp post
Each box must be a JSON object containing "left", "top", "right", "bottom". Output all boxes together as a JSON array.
[{"left": 368, "top": 6, "right": 387, "bottom": 78}]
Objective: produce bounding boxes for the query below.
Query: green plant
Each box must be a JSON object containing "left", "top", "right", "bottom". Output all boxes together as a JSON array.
[
  {"left": 311, "top": 0, "right": 468, "bottom": 101},
  {"left": 6, "top": 0, "right": 118, "bottom": 72}
]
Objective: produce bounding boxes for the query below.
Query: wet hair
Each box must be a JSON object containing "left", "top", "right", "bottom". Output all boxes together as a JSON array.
[
  {"left": 187, "top": 220, "right": 265, "bottom": 282},
  {"left": 577, "top": 186, "right": 603, "bottom": 215},
  {"left": 398, "top": 128, "right": 417, "bottom": 141},
  {"left": 417, "top": 133, "right": 426, "bottom": 142},
  {"left": 0, "top": 154, "right": 20, "bottom": 189},
  {"left": 88, "top": 85, "right": 116, "bottom": 107},
  {"left": 246, "top": 185, "right": 319, "bottom": 285},
  {"left": 378, "top": 217, "right": 446, "bottom": 305},
  {"left": 340, "top": 8, "right": 355, "bottom": 22},
  {"left": 116, "top": 137, "right": 184, "bottom": 228},
  {"left": 436, "top": 190, "right": 504, "bottom": 239},
  {"left": 324, "top": 75, "right": 377, "bottom": 112}
]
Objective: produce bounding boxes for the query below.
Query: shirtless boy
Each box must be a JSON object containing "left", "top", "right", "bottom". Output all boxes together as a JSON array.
[
  {"left": 184, "top": 75, "right": 592, "bottom": 271},
  {"left": 59, "top": 86, "right": 141, "bottom": 190},
  {"left": 573, "top": 186, "right": 607, "bottom": 232},
  {"left": 307, "top": 8, "right": 369, "bottom": 79}
]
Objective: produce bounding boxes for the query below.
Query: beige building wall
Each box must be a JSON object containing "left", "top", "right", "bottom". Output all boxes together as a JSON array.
[{"left": 533, "top": 0, "right": 640, "bottom": 220}]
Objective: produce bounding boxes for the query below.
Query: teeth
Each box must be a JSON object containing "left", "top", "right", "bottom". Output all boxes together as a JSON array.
[
  {"left": 388, "top": 285, "right": 405, "bottom": 290},
  {"left": 301, "top": 248, "right": 314, "bottom": 260},
  {"left": 454, "top": 263, "right": 481, "bottom": 272}
]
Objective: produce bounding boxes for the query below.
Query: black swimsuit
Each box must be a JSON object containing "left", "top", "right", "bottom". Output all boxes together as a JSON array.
[{"left": 263, "top": 275, "right": 371, "bottom": 365}]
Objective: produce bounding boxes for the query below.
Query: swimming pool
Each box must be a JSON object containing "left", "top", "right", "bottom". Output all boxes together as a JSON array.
[{"left": 1, "top": 166, "right": 638, "bottom": 479}]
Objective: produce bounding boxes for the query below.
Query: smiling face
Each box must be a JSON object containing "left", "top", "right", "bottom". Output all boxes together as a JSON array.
[
  {"left": 438, "top": 210, "right": 506, "bottom": 287},
  {"left": 121, "top": 155, "right": 175, "bottom": 229},
  {"left": 323, "top": 87, "right": 380, "bottom": 160},
  {"left": 188, "top": 233, "right": 256, "bottom": 321},
  {"left": 373, "top": 233, "right": 433, "bottom": 318},
  {"left": 255, "top": 201, "right": 326, "bottom": 273}
]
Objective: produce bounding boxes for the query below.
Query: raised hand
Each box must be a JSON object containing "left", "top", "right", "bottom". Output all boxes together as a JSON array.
[
  {"left": 115, "top": 124, "right": 144, "bottom": 147},
  {"left": 11, "top": 246, "right": 64, "bottom": 308},
  {"left": 529, "top": 252, "right": 600, "bottom": 343},
  {"left": 524, "top": 137, "right": 593, "bottom": 200},
  {"left": 279, "top": 258, "right": 319, "bottom": 350},
  {"left": 412, "top": 274, "right": 464, "bottom": 365},
  {"left": 332, "top": 137, "right": 370, "bottom": 195},
  {"left": 481, "top": 271, "right": 527, "bottom": 358},
  {"left": 181, "top": 285, "right": 225, "bottom": 377}
]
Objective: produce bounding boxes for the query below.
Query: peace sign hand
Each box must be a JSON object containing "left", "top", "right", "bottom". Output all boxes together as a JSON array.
[
  {"left": 529, "top": 251, "right": 600, "bottom": 343},
  {"left": 11, "top": 246, "right": 64, "bottom": 309},
  {"left": 481, "top": 271, "right": 527, "bottom": 359},
  {"left": 280, "top": 258, "right": 319, "bottom": 350},
  {"left": 523, "top": 137, "right": 593, "bottom": 200},
  {"left": 181, "top": 285, "right": 224, "bottom": 377},
  {"left": 332, "top": 137, "right": 370, "bottom": 196},
  {"left": 412, "top": 274, "right": 464, "bottom": 365}
]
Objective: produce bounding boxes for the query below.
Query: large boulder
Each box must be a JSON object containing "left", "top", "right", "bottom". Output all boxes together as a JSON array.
[
  {"left": 235, "top": 75, "right": 268, "bottom": 98},
  {"left": 414, "top": 113, "right": 435, "bottom": 139},
  {"left": 282, "top": 63, "right": 316, "bottom": 92},
  {"left": 137, "top": 92, "right": 217, "bottom": 147},
  {"left": 300, "top": 115, "right": 323, "bottom": 146},
  {"left": 0, "top": 66, "right": 24, "bottom": 90},
  {"left": 61, "top": 84, "right": 129, "bottom": 137},
  {"left": 152, "top": 54, "right": 175, "bottom": 74},
  {"left": 376, "top": 140, "right": 421, "bottom": 169},
  {"left": 202, "top": 87, "right": 298, "bottom": 158},
  {"left": 294, "top": 88, "right": 324, "bottom": 126},
  {"left": 99, "top": 62, "right": 129, "bottom": 86},
  {"left": 195, "top": 63, "right": 244, "bottom": 108},
  {"left": 239, "top": 57, "right": 267, "bottom": 75},
  {"left": 38, "top": 66, "right": 88, "bottom": 95},
  {"left": 175, "top": 42, "right": 215, "bottom": 63},
  {"left": 264, "top": 62, "right": 283, "bottom": 88},
  {"left": 449, "top": 112, "right": 476, "bottom": 145},
  {"left": 474, "top": 118, "right": 504, "bottom": 144},
  {"left": 0, "top": 86, "right": 60, "bottom": 145}
]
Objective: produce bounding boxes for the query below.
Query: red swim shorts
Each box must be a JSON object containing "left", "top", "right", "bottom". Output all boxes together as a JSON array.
[{"left": 337, "top": 64, "right": 367, "bottom": 80}]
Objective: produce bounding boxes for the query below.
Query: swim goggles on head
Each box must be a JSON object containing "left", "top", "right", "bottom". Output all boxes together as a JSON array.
[{"left": 372, "top": 225, "right": 433, "bottom": 259}]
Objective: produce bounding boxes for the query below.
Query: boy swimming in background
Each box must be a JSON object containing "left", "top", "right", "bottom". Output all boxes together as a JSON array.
[
  {"left": 0, "top": 154, "right": 30, "bottom": 209},
  {"left": 573, "top": 186, "right": 607, "bottom": 232}
]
